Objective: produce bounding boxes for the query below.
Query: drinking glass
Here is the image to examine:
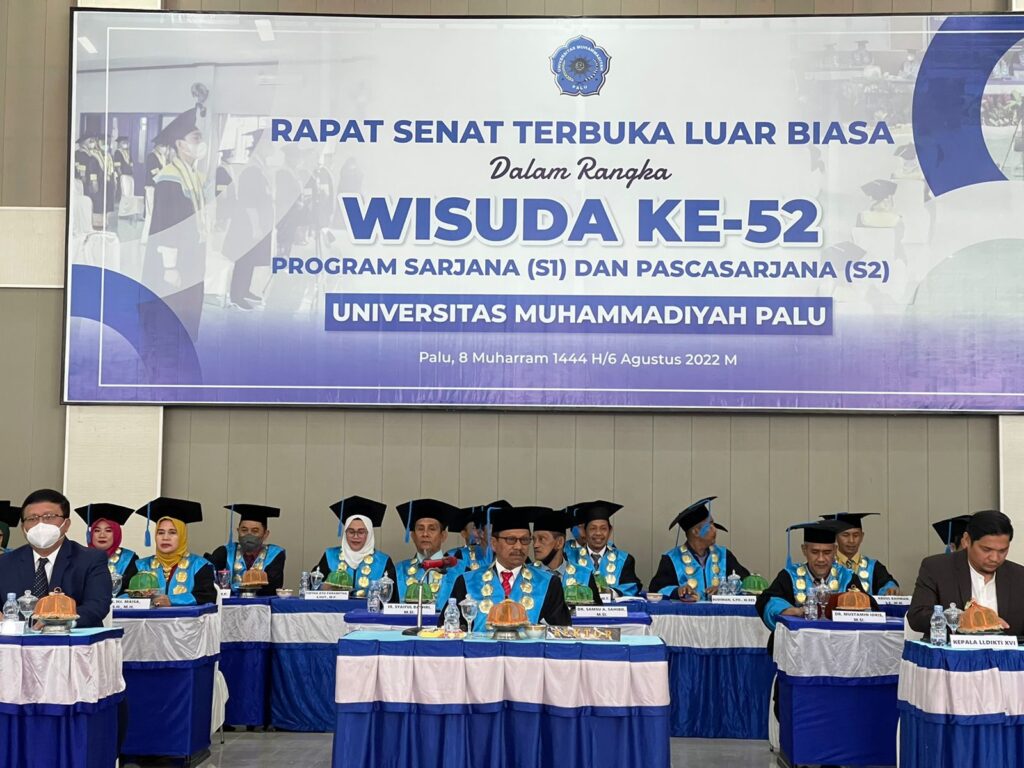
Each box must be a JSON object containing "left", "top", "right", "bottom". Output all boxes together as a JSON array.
[
  {"left": 111, "top": 572, "right": 123, "bottom": 598},
  {"left": 460, "top": 597, "right": 479, "bottom": 635}
]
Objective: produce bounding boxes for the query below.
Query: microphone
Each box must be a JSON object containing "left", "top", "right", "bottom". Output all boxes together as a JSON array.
[{"left": 421, "top": 556, "right": 458, "bottom": 570}]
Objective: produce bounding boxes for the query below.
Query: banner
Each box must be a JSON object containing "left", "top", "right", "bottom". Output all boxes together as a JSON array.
[{"left": 65, "top": 11, "right": 1024, "bottom": 409}]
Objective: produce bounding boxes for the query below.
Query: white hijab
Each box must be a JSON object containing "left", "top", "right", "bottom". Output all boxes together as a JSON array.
[{"left": 342, "top": 514, "right": 376, "bottom": 570}]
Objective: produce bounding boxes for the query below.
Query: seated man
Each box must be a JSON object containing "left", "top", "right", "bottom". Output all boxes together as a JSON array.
[
  {"left": 448, "top": 505, "right": 571, "bottom": 631},
  {"left": 574, "top": 500, "right": 643, "bottom": 596},
  {"left": 649, "top": 496, "right": 750, "bottom": 600},
  {"left": 932, "top": 514, "right": 972, "bottom": 553},
  {"left": 908, "top": 510, "right": 1024, "bottom": 635},
  {"left": 0, "top": 489, "right": 112, "bottom": 628},
  {"left": 819, "top": 513, "right": 899, "bottom": 595},
  {"left": 395, "top": 498, "right": 465, "bottom": 607},
  {"left": 755, "top": 520, "right": 871, "bottom": 645},
  {"left": 206, "top": 504, "right": 285, "bottom": 596},
  {"left": 530, "top": 506, "right": 602, "bottom": 603}
]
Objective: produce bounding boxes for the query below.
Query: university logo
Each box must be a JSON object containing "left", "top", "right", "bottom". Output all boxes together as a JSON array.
[{"left": 550, "top": 36, "right": 611, "bottom": 96}]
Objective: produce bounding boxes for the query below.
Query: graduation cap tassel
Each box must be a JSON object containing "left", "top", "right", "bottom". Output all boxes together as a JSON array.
[
  {"left": 85, "top": 504, "right": 93, "bottom": 546},
  {"left": 228, "top": 504, "right": 235, "bottom": 550},
  {"left": 945, "top": 519, "right": 953, "bottom": 555},
  {"left": 486, "top": 504, "right": 496, "bottom": 562},
  {"left": 404, "top": 500, "right": 412, "bottom": 544},
  {"left": 337, "top": 499, "right": 345, "bottom": 539},
  {"left": 785, "top": 526, "right": 793, "bottom": 570},
  {"left": 144, "top": 502, "right": 152, "bottom": 548}
]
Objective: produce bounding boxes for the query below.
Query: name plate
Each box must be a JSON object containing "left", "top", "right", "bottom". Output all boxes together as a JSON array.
[
  {"left": 875, "top": 595, "right": 912, "bottom": 606},
  {"left": 831, "top": 610, "right": 887, "bottom": 624},
  {"left": 711, "top": 595, "right": 757, "bottom": 605},
  {"left": 574, "top": 605, "right": 628, "bottom": 618},
  {"left": 0, "top": 620, "right": 25, "bottom": 636},
  {"left": 950, "top": 634, "right": 1019, "bottom": 650},
  {"left": 112, "top": 598, "right": 151, "bottom": 610},
  {"left": 383, "top": 603, "right": 436, "bottom": 616},
  {"left": 303, "top": 591, "right": 350, "bottom": 601},
  {"left": 218, "top": 589, "right": 232, "bottom": 600}
]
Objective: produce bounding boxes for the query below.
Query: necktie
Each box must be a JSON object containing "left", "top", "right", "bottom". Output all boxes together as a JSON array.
[
  {"left": 500, "top": 570, "right": 513, "bottom": 598},
  {"left": 591, "top": 553, "right": 601, "bottom": 570},
  {"left": 33, "top": 557, "right": 50, "bottom": 599}
]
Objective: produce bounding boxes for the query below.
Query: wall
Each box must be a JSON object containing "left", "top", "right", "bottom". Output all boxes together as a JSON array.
[{"left": 163, "top": 409, "right": 1000, "bottom": 591}]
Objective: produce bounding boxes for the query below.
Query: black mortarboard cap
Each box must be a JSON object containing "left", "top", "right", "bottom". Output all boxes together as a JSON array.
[
  {"left": 472, "top": 499, "right": 512, "bottom": 528},
  {"left": 573, "top": 500, "right": 623, "bottom": 526},
  {"left": 670, "top": 496, "right": 728, "bottom": 533},
  {"left": 785, "top": 520, "right": 852, "bottom": 567},
  {"left": 330, "top": 496, "right": 386, "bottom": 530},
  {"left": 932, "top": 515, "right": 972, "bottom": 549},
  {"left": 154, "top": 107, "right": 199, "bottom": 147},
  {"left": 74, "top": 503, "right": 135, "bottom": 528},
  {"left": 396, "top": 498, "right": 459, "bottom": 541},
  {"left": 489, "top": 506, "right": 536, "bottom": 535},
  {"left": 448, "top": 506, "right": 477, "bottom": 534},
  {"left": 226, "top": 503, "right": 281, "bottom": 527},
  {"left": 861, "top": 179, "right": 897, "bottom": 201},
  {"left": 135, "top": 497, "right": 203, "bottom": 546},
  {"left": 819, "top": 512, "right": 879, "bottom": 530},
  {"left": 0, "top": 501, "right": 20, "bottom": 527},
  {"left": 531, "top": 507, "right": 567, "bottom": 535}
]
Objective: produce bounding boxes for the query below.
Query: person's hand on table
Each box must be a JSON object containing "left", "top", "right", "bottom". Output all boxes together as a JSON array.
[
  {"left": 781, "top": 606, "right": 805, "bottom": 617},
  {"left": 152, "top": 595, "right": 171, "bottom": 608},
  {"left": 704, "top": 585, "right": 720, "bottom": 599},
  {"left": 999, "top": 617, "right": 1010, "bottom": 630},
  {"left": 677, "top": 585, "right": 699, "bottom": 602}
]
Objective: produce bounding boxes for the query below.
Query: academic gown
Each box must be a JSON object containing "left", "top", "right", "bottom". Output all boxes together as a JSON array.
[
  {"left": 144, "top": 149, "right": 168, "bottom": 190},
  {"left": 133, "top": 554, "right": 217, "bottom": 606},
  {"left": 207, "top": 544, "right": 286, "bottom": 596},
  {"left": 838, "top": 555, "right": 898, "bottom": 596},
  {"left": 311, "top": 549, "right": 398, "bottom": 600},
  {"left": 447, "top": 563, "right": 572, "bottom": 631},
  {"left": 648, "top": 545, "right": 751, "bottom": 599},
  {"left": 584, "top": 546, "right": 643, "bottom": 596},
  {"left": 542, "top": 559, "right": 604, "bottom": 606}
]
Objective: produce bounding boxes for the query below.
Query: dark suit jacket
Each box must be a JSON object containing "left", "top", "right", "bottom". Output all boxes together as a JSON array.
[
  {"left": 908, "top": 549, "right": 1024, "bottom": 636},
  {"left": 0, "top": 540, "right": 113, "bottom": 628}
]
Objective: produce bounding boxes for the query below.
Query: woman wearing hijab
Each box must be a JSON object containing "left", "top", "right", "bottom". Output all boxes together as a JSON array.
[
  {"left": 74, "top": 503, "right": 139, "bottom": 586},
  {"left": 133, "top": 497, "right": 216, "bottom": 606},
  {"left": 312, "top": 496, "right": 396, "bottom": 600}
]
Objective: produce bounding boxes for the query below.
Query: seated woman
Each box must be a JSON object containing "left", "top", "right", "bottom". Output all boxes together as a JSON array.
[
  {"left": 74, "top": 503, "right": 139, "bottom": 587},
  {"left": 133, "top": 497, "right": 216, "bottom": 606},
  {"left": 312, "top": 496, "right": 396, "bottom": 599}
]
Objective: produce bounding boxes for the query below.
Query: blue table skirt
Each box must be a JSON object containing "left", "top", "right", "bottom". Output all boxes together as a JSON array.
[
  {"left": 272, "top": 643, "right": 336, "bottom": 732},
  {"left": 0, "top": 694, "right": 122, "bottom": 768},
  {"left": 779, "top": 671, "right": 897, "bottom": 767},
  {"left": 899, "top": 703, "right": 1024, "bottom": 768},
  {"left": 222, "top": 642, "right": 270, "bottom": 727},
  {"left": 121, "top": 657, "right": 217, "bottom": 758}
]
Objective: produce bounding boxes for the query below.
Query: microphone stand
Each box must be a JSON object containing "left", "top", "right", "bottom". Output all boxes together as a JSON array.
[{"left": 402, "top": 563, "right": 447, "bottom": 636}]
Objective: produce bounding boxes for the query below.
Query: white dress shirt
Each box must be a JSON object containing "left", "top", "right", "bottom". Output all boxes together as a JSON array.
[
  {"left": 33, "top": 541, "right": 63, "bottom": 583},
  {"left": 495, "top": 563, "right": 523, "bottom": 591},
  {"left": 969, "top": 562, "right": 998, "bottom": 614}
]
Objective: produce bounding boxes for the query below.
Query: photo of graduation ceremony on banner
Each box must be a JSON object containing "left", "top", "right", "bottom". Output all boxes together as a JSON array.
[{"left": 3, "top": 4, "right": 1024, "bottom": 768}]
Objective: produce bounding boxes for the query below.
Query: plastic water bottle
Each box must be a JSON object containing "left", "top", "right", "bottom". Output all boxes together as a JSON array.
[
  {"left": 804, "top": 588, "right": 819, "bottom": 620},
  {"left": 2, "top": 593, "right": 18, "bottom": 622},
  {"left": 444, "top": 598, "right": 461, "bottom": 635},
  {"left": 930, "top": 605, "right": 947, "bottom": 646}
]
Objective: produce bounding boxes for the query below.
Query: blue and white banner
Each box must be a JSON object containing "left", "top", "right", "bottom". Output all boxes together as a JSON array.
[{"left": 65, "top": 11, "right": 1024, "bottom": 409}]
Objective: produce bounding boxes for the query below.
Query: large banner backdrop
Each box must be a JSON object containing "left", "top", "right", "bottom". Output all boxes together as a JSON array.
[{"left": 65, "top": 11, "right": 1024, "bottom": 409}]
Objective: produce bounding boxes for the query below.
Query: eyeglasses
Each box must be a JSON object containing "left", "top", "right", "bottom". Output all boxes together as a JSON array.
[
  {"left": 23, "top": 513, "right": 65, "bottom": 525},
  {"left": 496, "top": 536, "right": 532, "bottom": 546}
]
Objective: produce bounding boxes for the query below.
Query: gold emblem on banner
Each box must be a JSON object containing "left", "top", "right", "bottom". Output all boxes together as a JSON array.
[
  {"left": 608, "top": 552, "right": 617, "bottom": 563},
  {"left": 829, "top": 580, "right": 839, "bottom": 591},
  {"left": 796, "top": 567, "right": 807, "bottom": 577},
  {"left": 605, "top": 563, "right": 616, "bottom": 574},
  {"left": 358, "top": 577, "right": 369, "bottom": 588},
  {"left": 682, "top": 553, "right": 692, "bottom": 564},
  {"left": 796, "top": 593, "right": 806, "bottom": 604},
  {"left": 176, "top": 571, "right": 188, "bottom": 583},
  {"left": 566, "top": 565, "right": 576, "bottom": 575},
  {"left": 180, "top": 558, "right": 190, "bottom": 568},
  {"left": 712, "top": 566, "right": 721, "bottom": 575},
  {"left": 407, "top": 566, "right": 417, "bottom": 576},
  {"left": 687, "top": 579, "right": 698, "bottom": 589},
  {"left": 578, "top": 557, "right": 589, "bottom": 567},
  {"left": 796, "top": 579, "right": 806, "bottom": 590},
  {"left": 522, "top": 583, "right": 533, "bottom": 594},
  {"left": 479, "top": 599, "right": 493, "bottom": 614},
  {"left": 406, "top": 578, "right": 417, "bottom": 587},
  {"left": 483, "top": 570, "right": 494, "bottom": 583},
  {"left": 355, "top": 590, "right": 366, "bottom": 597},
  {"left": 482, "top": 584, "right": 493, "bottom": 597},
  {"left": 360, "top": 566, "right": 372, "bottom": 576},
  {"left": 521, "top": 596, "right": 534, "bottom": 610},
  {"left": 607, "top": 575, "right": 617, "bottom": 585},
  {"left": 685, "top": 567, "right": 695, "bottom": 576},
  {"left": 712, "top": 578, "right": 720, "bottom": 587},
  {"left": 172, "top": 586, "right": 187, "bottom": 595},
  {"left": 522, "top": 569, "right": 533, "bottom": 581},
  {"left": 566, "top": 578, "right": 577, "bottom": 586},
  {"left": 859, "top": 571, "right": 869, "bottom": 580},
  {"left": 363, "top": 555, "right": 374, "bottom": 565}
]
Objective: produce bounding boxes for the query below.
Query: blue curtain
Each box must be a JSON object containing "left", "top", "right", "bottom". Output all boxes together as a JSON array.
[
  {"left": 333, "top": 704, "right": 671, "bottom": 768},
  {"left": 221, "top": 642, "right": 270, "bottom": 727},
  {"left": 272, "top": 643, "right": 336, "bottom": 732},
  {"left": 779, "top": 672, "right": 897, "bottom": 766},
  {"left": 666, "top": 647, "right": 773, "bottom": 739},
  {"left": 900, "top": 706, "right": 1024, "bottom": 768},
  {"left": 121, "top": 660, "right": 216, "bottom": 758},
  {"left": 0, "top": 700, "right": 120, "bottom": 768}
]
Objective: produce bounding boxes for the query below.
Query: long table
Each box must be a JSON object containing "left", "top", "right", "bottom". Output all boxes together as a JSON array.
[
  {"left": 333, "top": 630, "right": 671, "bottom": 768},
  {"left": 775, "top": 615, "right": 904, "bottom": 767},
  {"left": 899, "top": 639, "right": 1024, "bottom": 768},
  {"left": 0, "top": 627, "right": 125, "bottom": 768}
]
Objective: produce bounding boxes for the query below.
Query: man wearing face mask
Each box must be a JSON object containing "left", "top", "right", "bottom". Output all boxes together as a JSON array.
[
  {"left": 0, "top": 489, "right": 112, "bottom": 628},
  {"left": 205, "top": 504, "right": 286, "bottom": 596},
  {"left": 142, "top": 106, "right": 209, "bottom": 348}
]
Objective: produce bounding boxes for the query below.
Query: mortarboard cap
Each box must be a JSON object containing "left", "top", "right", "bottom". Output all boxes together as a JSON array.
[
  {"left": 74, "top": 503, "right": 135, "bottom": 529},
  {"left": 154, "top": 107, "right": 200, "bottom": 147},
  {"left": 330, "top": 496, "right": 386, "bottom": 529},
  {"left": 572, "top": 500, "right": 623, "bottom": 526},
  {"left": 396, "top": 498, "right": 458, "bottom": 542},
  {"left": 0, "top": 501, "right": 20, "bottom": 528},
  {"left": 225, "top": 503, "right": 281, "bottom": 527},
  {"left": 489, "top": 506, "right": 537, "bottom": 535},
  {"left": 531, "top": 507, "right": 568, "bottom": 535},
  {"left": 861, "top": 179, "right": 897, "bottom": 201},
  {"left": 670, "top": 496, "right": 728, "bottom": 533},
  {"left": 448, "top": 506, "right": 477, "bottom": 534},
  {"left": 932, "top": 515, "right": 972, "bottom": 550},
  {"left": 135, "top": 497, "right": 203, "bottom": 547},
  {"left": 819, "top": 512, "right": 879, "bottom": 530},
  {"left": 784, "top": 520, "right": 852, "bottom": 568}
]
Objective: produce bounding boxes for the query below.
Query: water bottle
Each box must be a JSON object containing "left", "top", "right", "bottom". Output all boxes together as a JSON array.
[
  {"left": 930, "top": 605, "right": 947, "bottom": 646},
  {"left": 726, "top": 571, "right": 742, "bottom": 596},
  {"left": 804, "top": 587, "right": 819, "bottom": 620},
  {"left": 2, "top": 593, "right": 19, "bottom": 622},
  {"left": 444, "top": 598, "right": 461, "bottom": 636},
  {"left": 366, "top": 581, "right": 382, "bottom": 613}
]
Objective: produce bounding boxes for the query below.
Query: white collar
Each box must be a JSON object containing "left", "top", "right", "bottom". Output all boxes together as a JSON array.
[
  {"left": 587, "top": 546, "right": 607, "bottom": 558},
  {"left": 495, "top": 563, "right": 523, "bottom": 578},
  {"left": 33, "top": 540, "right": 63, "bottom": 566},
  {"left": 968, "top": 560, "right": 996, "bottom": 585}
]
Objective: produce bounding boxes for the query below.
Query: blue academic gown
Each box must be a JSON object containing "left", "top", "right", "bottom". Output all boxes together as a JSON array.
[
  {"left": 106, "top": 548, "right": 137, "bottom": 576},
  {"left": 757, "top": 561, "right": 857, "bottom": 631},
  {"left": 395, "top": 554, "right": 466, "bottom": 608},
  {"left": 447, "top": 544, "right": 489, "bottom": 572},
  {"left": 587, "top": 545, "right": 642, "bottom": 596},
  {"left": 652, "top": 544, "right": 748, "bottom": 600},
  {"left": 323, "top": 548, "right": 393, "bottom": 597},
  {"left": 223, "top": 542, "right": 284, "bottom": 589},
  {"left": 135, "top": 553, "right": 214, "bottom": 606},
  {"left": 459, "top": 563, "right": 558, "bottom": 633},
  {"left": 843, "top": 555, "right": 898, "bottom": 596}
]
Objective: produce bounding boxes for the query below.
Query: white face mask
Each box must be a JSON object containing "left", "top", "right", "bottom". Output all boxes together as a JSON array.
[
  {"left": 26, "top": 522, "right": 63, "bottom": 550},
  {"left": 192, "top": 141, "right": 208, "bottom": 161}
]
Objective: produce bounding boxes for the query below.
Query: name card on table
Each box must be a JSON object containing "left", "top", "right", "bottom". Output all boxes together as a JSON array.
[
  {"left": 0, "top": 620, "right": 25, "bottom": 636},
  {"left": 875, "top": 595, "right": 912, "bottom": 606},
  {"left": 831, "top": 610, "right": 887, "bottom": 624},
  {"left": 303, "top": 591, "right": 350, "bottom": 601},
  {"left": 112, "top": 598, "right": 151, "bottom": 610},
  {"left": 574, "top": 605, "right": 628, "bottom": 618},
  {"left": 383, "top": 603, "right": 436, "bottom": 616},
  {"left": 218, "top": 589, "right": 232, "bottom": 600},
  {"left": 711, "top": 595, "right": 757, "bottom": 605},
  {"left": 950, "top": 634, "right": 1019, "bottom": 650}
]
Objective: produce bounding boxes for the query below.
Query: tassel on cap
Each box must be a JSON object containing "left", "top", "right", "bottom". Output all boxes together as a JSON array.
[
  {"left": 144, "top": 502, "right": 152, "bottom": 548},
  {"left": 404, "top": 500, "right": 412, "bottom": 543},
  {"left": 337, "top": 499, "right": 345, "bottom": 539},
  {"left": 86, "top": 504, "right": 93, "bottom": 546},
  {"left": 946, "top": 519, "right": 953, "bottom": 554},
  {"left": 228, "top": 504, "right": 235, "bottom": 550}
]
